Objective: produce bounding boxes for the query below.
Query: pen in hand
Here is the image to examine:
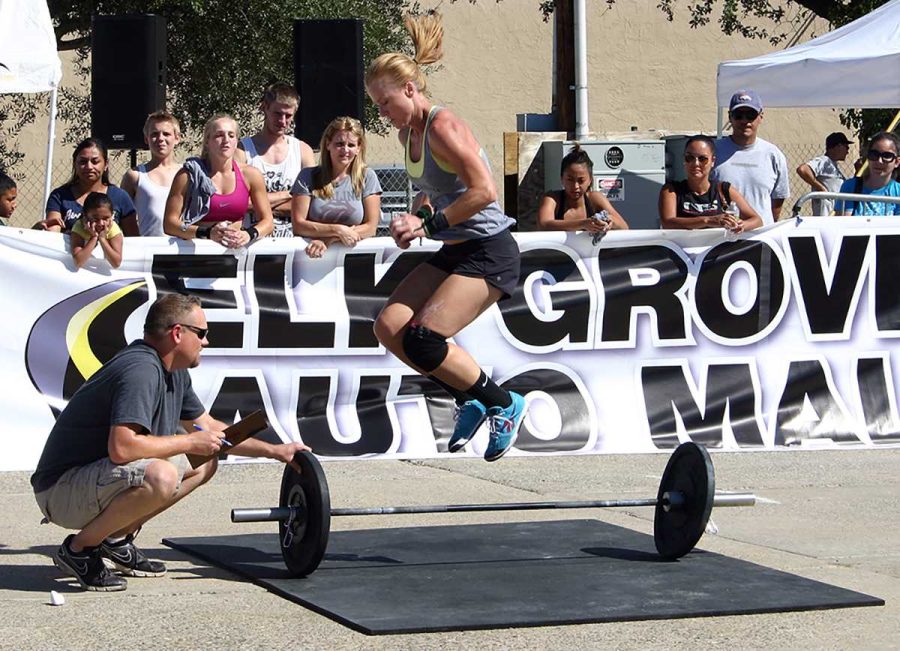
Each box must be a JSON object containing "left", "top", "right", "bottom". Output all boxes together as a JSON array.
[{"left": 194, "top": 424, "right": 232, "bottom": 447}]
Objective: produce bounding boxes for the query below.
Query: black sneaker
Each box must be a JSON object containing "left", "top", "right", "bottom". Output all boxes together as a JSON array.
[
  {"left": 53, "top": 534, "right": 127, "bottom": 592},
  {"left": 100, "top": 533, "right": 166, "bottom": 577}
]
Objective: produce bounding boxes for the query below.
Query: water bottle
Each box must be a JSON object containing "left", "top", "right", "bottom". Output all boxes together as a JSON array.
[
  {"left": 591, "top": 210, "right": 611, "bottom": 245},
  {"left": 724, "top": 201, "right": 740, "bottom": 240}
]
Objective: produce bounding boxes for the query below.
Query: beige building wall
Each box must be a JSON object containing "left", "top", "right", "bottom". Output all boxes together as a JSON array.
[
  {"left": 8, "top": 1, "right": 850, "bottom": 225},
  {"left": 366, "top": 0, "right": 848, "bottom": 215}
]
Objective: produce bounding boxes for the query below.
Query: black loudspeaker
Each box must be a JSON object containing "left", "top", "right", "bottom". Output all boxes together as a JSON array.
[
  {"left": 294, "top": 19, "right": 364, "bottom": 146},
  {"left": 91, "top": 14, "right": 166, "bottom": 150}
]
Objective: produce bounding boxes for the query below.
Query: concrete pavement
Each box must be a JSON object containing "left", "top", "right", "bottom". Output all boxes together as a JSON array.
[{"left": 1, "top": 448, "right": 897, "bottom": 650}]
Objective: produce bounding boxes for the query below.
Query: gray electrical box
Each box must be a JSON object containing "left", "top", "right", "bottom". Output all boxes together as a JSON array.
[
  {"left": 662, "top": 135, "right": 691, "bottom": 184},
  {"left": 543, "top": 140, "right": 665, "bottom": 229}
]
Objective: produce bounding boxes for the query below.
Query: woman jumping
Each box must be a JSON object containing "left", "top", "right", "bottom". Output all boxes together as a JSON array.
[{"left": 365, "top": 12, "right": 527, "bottom": 461}]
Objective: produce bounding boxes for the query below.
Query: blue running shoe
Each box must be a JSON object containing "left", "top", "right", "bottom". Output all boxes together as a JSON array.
[
  {"left": 484, "top": 392, "right": 528, "bottom": 462},
  {"left": 448, "top": 400, "right": 488, "bottom": 452}
]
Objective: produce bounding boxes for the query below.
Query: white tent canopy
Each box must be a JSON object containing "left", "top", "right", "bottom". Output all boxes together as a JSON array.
[
  {"left": 717, "top": 0, "right": 900, "bottom": 109},
  {"left": 0, "top": 0, "right": 62, "bottom": 93},
  {"left": 0, "top": 0, "right": 62, "bottom": 204}
]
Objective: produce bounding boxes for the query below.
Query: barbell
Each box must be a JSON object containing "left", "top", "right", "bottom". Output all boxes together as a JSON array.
[{"left": 231, "top": 442, "right": 757, "bottom": 577}]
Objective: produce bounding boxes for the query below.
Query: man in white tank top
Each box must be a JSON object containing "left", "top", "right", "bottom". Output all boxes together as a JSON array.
[
  {"left": 237, "top": 82, "right": 315, "bottom": 237},
  {"left": 120, "top": 112, "right": 182, "bottom": 237}
]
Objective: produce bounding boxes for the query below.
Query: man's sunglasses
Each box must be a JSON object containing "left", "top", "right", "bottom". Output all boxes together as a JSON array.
[
  {"left": 866, "top": 150, "right": 898, "bottom": 163},
  {"left": 171, "top": 323, "right": 209, "bottom": 339},
  {"left": 731, "top": 109, "right": 759, "bottom": 122}
]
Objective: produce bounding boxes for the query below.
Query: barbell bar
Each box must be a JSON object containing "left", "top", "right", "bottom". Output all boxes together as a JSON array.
[
  {"left": 230, "top": 442, "right": 758, "bottom": 577},
  {"left": 232, "top": 492, "right": 755, "bottom": 522}
]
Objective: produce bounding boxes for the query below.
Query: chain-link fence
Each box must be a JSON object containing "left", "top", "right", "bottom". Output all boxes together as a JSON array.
[
  {"left": 371, "top": 164, "right": 415, "bottom": 236},
  {"left": 3, "top": 140, "right": 843, "bottom": 229},
  {"left": 4, "top": 150, "right": 135, "bottom": 228},
  {"left": 4, "top": 154, "right": 416, "bottom": 230},
  {"left": 780, "top": 141, "right": 856, "bottom": 216}
]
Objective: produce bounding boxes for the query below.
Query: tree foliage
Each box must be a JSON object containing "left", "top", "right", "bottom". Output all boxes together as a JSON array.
[
  {"left": 0, "top": 96, "right": 43, "bottom": 169},
  {"left": 535, "top": 0, "right": 888, "bottom": 39},
  {"left": 1, "top": 0, "right": 416, "bottom": 170},
  {"left": 651, "top": 1, "right": 888, "bottom": 46}
]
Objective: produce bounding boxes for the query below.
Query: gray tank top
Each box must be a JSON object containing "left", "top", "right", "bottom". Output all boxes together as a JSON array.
[{"left": 405, "top": 106, "right": 514, "bottom": 240}]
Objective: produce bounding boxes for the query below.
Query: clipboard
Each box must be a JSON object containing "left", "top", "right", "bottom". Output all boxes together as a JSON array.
[{"left": 186, "top": 410, "right": 269, "bottom": 469}]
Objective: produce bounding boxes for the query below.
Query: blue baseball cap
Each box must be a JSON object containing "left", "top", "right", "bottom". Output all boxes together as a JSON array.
[{"left": 729, "top": 90, "right": 763, "bottom": 113}]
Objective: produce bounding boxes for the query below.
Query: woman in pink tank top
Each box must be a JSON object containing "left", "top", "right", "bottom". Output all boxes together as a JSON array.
[{"left": 164, "top": 114, "right": 274, "bottom": 248}]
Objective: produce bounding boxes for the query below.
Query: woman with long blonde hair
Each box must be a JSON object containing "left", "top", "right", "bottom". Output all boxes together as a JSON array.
[
  {"left": 290, "top": 116, "right": 382, "bottom": 258},
  {"left": 164, "top": 114, "right": 274, "bottom": 247},
  {"left": 365, "top": 12, "right": 527, "bottom": 462}
]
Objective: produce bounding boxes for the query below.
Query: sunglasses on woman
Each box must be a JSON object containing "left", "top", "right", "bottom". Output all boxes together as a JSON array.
[
  {"left": 866, "top": 150, "right": 898, "bottom": 163},
  {"left": 684, "top": 154, "right": 710, "bottom": 164}
]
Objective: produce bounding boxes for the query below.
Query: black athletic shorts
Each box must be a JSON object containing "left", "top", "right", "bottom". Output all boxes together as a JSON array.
[{"left": 425, "top": 228, "right": 521, "bottom": 299}]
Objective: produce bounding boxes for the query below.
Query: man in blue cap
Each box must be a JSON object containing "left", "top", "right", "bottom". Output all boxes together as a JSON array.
[{"left": 713, "top": 90, "right": 790, "bottom": 225}]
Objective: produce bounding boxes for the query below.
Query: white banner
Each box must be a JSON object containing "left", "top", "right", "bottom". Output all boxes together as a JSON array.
[{"left": 2, "top": 218, "right": 899, "bottom": 471}]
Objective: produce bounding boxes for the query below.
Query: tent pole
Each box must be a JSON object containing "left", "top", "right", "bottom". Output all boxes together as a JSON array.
[
  {"left": 886, "top": 108, "right": 900, "bottom": 133},
  {"left": 43, "top": 85, "right": 59, "bottom": 208}
]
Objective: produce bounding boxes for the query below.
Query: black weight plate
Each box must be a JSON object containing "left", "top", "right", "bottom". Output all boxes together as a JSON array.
[
  {"left": 278, "top": 451, "right": 331, "bottom": 577},
  {"left": 653, "top": 442, "right": 715, "bottom": 560}
]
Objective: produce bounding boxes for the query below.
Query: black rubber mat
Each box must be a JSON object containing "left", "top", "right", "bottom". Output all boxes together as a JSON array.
[{"left": 164, "top": 519, "right": 883, "bottom": 635}]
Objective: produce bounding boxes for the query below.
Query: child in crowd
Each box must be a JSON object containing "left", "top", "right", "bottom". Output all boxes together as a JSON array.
[
  {"left": 0, "top": 172, "right": 17, "bottom": 226},
  {"left": 70, "top": 192, "right": 123, "bottom": 269},
  {"left": 40, "top": 138, "right": 138, "bottom": 235}
]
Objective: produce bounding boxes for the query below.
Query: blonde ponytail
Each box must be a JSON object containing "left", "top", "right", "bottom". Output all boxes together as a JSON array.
[{"left": 366, "top": 12, "right": 445, "bottom": 95}]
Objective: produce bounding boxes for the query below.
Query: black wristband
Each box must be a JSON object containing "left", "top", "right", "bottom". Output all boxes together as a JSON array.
[
  {"left": 195, "top": 225, "right": 212, "bottom": 239},
  {"left": 415, "top": 205, "right": 434, "bottom": 222},
  {"left": 242, "top": 226, "right": 260, "bottom": 242},
  {"left": 421, "top": 210, "right": 450, "bottom": 237}
]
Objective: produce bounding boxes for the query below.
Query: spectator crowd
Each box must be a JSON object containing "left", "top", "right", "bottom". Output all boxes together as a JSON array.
[
  {"left": 0, "top": 83, "right": 898, "bottom": 271},
  {"left": 1, "top": 81, "right": 386, "bottom": 269}
]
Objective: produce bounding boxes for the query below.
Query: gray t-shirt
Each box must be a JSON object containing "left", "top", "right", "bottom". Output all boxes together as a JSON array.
[
  {"left": 805, "top": 154, "right": 847, "bottom": 216},
  {"left": 291, "top": 166, "right": 382, "bottom": 226},
  {"left": 30, "top": 341, "right": 205, "bottom": 493},
  {"left": 713, "top": 136, "right": 790, "bottom": 225}
]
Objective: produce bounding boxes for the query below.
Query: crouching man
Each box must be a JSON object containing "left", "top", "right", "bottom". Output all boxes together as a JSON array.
[{"left": 30, "top": 293, "right": 310, "bottom": 591}]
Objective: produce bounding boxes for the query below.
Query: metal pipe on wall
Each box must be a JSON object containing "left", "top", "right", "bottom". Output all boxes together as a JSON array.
[{"left": 574, "top": 0, "right": 589, "bottom": 140}]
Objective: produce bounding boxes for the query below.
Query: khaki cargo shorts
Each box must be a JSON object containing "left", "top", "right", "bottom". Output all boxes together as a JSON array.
[{"left": 34, "top": 454, "right": 189, "bottom": 530}]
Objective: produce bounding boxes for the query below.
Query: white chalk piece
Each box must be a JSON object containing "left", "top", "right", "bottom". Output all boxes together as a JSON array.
[{"left": 49, "top": 590, "right": 65, "bottom": 606}]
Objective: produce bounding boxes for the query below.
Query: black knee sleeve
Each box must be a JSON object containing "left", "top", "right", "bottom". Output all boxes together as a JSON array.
[{"left": 402, "top": 323, "right": 449, "bottom": 373}]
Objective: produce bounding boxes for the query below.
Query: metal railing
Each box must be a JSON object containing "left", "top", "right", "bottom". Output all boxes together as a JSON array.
[{"left": 791, "top": 191, "right": 900, "bottom": 217}]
